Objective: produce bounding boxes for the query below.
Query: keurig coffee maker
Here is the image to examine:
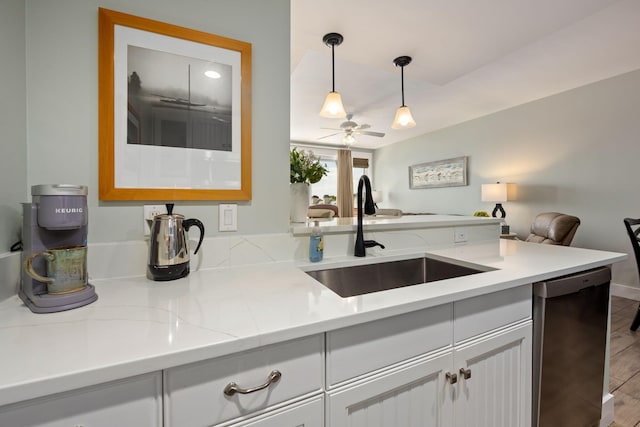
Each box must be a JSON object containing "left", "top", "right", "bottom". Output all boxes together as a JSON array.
[{"left": 19, "top": 184, "right": 98, "bottom": 313}]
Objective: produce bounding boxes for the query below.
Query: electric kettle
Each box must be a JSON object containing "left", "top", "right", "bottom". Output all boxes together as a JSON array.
[{"left": 147, "top": 203, "right": 205, "bottom": 281}]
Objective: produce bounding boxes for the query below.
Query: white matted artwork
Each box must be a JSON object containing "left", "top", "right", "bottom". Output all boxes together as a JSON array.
[
  {"left": 409, "top": 156, "right": 468, "bottom": 189},
  {"left": 98, "top": 8, "right": 252, "bottom": 201}
]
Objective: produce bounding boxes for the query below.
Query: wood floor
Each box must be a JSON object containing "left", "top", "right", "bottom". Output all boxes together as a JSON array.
[{"left": 609, "top": 296, "right": 640, "bottom": 427}]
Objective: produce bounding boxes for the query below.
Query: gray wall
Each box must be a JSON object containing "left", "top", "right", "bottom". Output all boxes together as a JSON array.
[
  {"left": 374, "top": 69, "right": 640, "bottom": 288},
  {"left": 11, "top": 0, "right": 290, "bottom": 246},
  {"left": 0, "top": 0, "right": 27, "bottom": 251}
]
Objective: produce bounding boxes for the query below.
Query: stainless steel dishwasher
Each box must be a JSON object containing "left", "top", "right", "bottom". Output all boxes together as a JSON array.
[{"left": 532, "top": 266, "right": 611, "bottom": 427}]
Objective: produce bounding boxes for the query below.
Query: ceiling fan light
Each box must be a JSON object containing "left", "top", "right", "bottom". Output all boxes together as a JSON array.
[
  {"left": 342, "top": 133, "right": 356, "bottom": 145},
  {"left": 391, "top": 106, "right": 416, "bottom": 129},
  {"left": 320, "top": 91, "right": 347, "bottom": 118}
]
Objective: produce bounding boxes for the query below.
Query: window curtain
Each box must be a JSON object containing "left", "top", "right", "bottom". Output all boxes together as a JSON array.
[{"left": 337, "top": 149, "right": 354, "bottom": 217}]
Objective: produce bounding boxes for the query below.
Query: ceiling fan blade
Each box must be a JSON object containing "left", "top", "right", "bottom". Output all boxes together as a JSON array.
[
  {"left": 317, "top": 132, "right": 342, "bottom": 140},
  {"left": 354, "top": 130, "right": 386, "bottom": 138},
  {"left": 320, "top": 127, "right": 343, "bottom": 131},
  {"left": 356, "top": 124, "right": 371, "bottom": 130}
]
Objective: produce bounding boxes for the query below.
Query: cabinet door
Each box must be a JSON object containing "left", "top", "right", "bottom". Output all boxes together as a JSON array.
[
  {"left": 229, "top": 395, "right": 323, "bottom": 427},
  {"left": 326, "top": 352, "right": 454, "bottom": 427},
  {"left": 0, "top": 372, "right": 162, "bottom": 427},
  {"left": 453, "top": 322, "right": 532, "bottom": 427}
]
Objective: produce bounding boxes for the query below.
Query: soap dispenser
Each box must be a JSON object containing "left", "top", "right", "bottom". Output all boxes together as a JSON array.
[{"left": 309, "top": 221, "right": 324, "bottom": 262}]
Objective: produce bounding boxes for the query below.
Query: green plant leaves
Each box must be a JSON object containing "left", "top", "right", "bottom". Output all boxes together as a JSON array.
[{"left": 290, "top": 147, "right": 328, "bottom": 184}]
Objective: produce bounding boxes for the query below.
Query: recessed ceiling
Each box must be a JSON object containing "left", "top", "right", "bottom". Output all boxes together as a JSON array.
[{"left": 291, "top": 0, "right": 640, "bottom": 149}]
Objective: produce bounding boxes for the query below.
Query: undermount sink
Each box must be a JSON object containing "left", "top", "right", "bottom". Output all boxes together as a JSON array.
[{"left": 306, "top": 257, "right": 486, "bottom": 298}]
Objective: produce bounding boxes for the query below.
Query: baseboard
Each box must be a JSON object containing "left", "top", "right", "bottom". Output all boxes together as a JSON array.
[
  {"left": 600, "top": 393, "right": 615, "bottom": 427},
  {"left": 612, "top": 282, "right": 640, "bottom": 301}
]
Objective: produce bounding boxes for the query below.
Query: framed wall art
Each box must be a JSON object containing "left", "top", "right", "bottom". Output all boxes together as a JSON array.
[
  {"left": 409, "top": 156, "right": 468, "bottom": 189},
  {"left": 98, "top": 8, "right": 252, "bottom": 200}
]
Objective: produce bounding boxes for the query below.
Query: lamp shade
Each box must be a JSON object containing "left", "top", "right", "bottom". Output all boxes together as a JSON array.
[
  {"left": 482, "top": 182, "right": 516, "bottom": 219},
  {"left": 372, "top": 190, "right": 383, "bottom": 204},
  {"left": 320, "top": 91, "right": 347, "bottom": 118},
  {"left": 481, "top": 183, "right": 518, "bottom": 202},
  {"left": 391, "top": 106, "right": 416, "bottom": 129}
]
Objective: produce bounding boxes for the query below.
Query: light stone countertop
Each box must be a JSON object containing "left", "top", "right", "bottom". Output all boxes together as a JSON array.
[
  {"left": 290, "top": 214, "right": 502, "bottom": 235},
  {"left": 0, "top": 239, "right": 626, "bottom": 407}
]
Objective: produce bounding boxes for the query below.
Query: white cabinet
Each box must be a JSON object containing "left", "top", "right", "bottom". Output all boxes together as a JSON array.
[
  {"left": 453, "top": 323, "right": 532, "bottom": 427},
  {"left": 326, "top": 303, "right": 452, "bottom": 387},
  {"left": 164, "top": 334, "right": 323, "bottom": 426},
  {"left": 326, "top": 352, "right": 454, "bottom": 427},
  {"left": 326, "top": 285, "right": 532, "bottom": 427},
  {"left": 0, "top": 372, "right": 162, "bottom": 427},
  {"left": 451, "top": 284, "right": 532, "bottom": 426}
]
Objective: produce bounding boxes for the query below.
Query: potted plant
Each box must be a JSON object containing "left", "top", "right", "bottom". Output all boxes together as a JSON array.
[{"left": 290, "top": 148, "right": 328, "bottom": 222}]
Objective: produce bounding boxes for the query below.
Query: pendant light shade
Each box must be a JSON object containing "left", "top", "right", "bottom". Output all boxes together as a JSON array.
[
  {"left": 391, "top": 56, "right": 416, "bottom": 129},
  {"left": 321, "top": 91, "right": 346, "bottom": 118},
  {"left": 391, "top": 106, "right": 416, "bottom": 129},
  {"left": 319, "top": 33, "right": 347, "bottom": 118}
]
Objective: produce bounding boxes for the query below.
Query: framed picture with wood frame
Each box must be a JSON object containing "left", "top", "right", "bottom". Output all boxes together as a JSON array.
[{"left": 98, "top": 8, "right": 252, "bottom": 200}]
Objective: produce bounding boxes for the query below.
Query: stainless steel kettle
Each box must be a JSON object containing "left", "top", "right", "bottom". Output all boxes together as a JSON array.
[{"left": 147, "top": 203, "right": 204, "bottom": 281}]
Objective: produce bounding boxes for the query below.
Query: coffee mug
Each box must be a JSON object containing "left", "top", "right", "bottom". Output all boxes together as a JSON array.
[{"left": 24, "top": 245, "right": 88, "bottom": 294}]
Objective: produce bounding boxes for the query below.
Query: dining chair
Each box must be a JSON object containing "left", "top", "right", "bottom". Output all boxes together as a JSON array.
[{"left": 622, "top": 218, "right": 640, "bottom": 331}]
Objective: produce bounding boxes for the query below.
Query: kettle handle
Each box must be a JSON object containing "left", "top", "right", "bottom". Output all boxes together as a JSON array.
[{"left": 183, "top": 218, "right": 205, "bottom": 254}]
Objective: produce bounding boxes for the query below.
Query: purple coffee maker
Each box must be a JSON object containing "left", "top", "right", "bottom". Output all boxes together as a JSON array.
[{"left": 19, "top": 184, "right": 98, "bottom": 313}]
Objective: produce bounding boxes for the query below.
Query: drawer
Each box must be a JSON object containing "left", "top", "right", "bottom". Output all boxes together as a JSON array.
[
  {"left": 164, "top": 334, "right": 323, "bottom": 427},
  {"left": 228, "top": 395, "right": 323, "bottom": 427},
  {"left": 0, "top": 372, "right": 162, "bottom": 427},
  {"left": 454, "top": 284, "right": 532, "bottom": 343},
  {"left": 326, "top": 303, "right": 452, "bottom": 387}
]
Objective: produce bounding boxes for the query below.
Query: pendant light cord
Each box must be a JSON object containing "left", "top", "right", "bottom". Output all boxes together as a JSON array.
[
  {"left": 400, "top": 66, "right": 405, "bottom": 107},
  {"left": 331, "top": 43, "right": 336, "bottom": 92}
]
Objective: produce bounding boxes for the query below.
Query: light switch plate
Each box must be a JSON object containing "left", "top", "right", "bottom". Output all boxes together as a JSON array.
[{"left": 219, "top": 204, "right": 238, "bottom": 231}]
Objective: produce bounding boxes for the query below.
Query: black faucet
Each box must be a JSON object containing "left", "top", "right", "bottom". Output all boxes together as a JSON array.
[{"left": 355, "top": 175, "right": 385, "bottom": 257}]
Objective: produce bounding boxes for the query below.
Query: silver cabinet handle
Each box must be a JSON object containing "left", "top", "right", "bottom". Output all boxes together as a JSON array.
[
  {"left": 459, "top": 368, "right": 471, "bottom": 380},
  {"left": 445, "top": 372, "right": 458, "bottom": 384},
  {"left": 224, "top": 370, "right": 282, "bottom": 396}
]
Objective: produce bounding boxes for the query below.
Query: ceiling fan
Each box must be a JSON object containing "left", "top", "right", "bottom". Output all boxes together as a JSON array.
[{"left": 318, "top": 114, "right": 385, "bottom": 144}]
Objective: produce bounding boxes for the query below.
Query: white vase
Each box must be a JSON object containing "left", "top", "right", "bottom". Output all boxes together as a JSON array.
[{"left": 290, "top": 182, "right": 310, "bottom": 223}]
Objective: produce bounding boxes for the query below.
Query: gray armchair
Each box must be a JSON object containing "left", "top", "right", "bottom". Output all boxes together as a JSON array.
[{"left": 525, "top": 212, "right": 580, "bottom": 246}]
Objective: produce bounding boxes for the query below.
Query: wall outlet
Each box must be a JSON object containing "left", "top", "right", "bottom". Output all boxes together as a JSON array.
[
  {"left": 454, "top": 229, "right": 467, "bottom": 243},
  {"left": 143, "top": 205, "right": 165, "bottom": 235}
]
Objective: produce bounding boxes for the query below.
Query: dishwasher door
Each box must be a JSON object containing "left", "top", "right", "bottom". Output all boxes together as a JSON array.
[{"left": 532, "top": 266, "right": 611, "bottom": 427}]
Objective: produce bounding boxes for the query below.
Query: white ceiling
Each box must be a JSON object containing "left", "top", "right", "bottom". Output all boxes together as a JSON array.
[{"left": 290, "top": 0, "right": 640, "bottom": 149}]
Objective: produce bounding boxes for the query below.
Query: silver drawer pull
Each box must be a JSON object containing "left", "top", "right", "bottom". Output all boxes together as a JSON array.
[
  {"left": 224, "top": 370, "right": 282, "bottom": 396},
  {"left": 445, "top": 372, "right": 458, "bottom": 384},
  {"left": 459, "top": 368, "right": 471, "bottom": 380}
]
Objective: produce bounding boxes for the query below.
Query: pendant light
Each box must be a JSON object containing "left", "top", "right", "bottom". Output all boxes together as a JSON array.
[
  {"left": 319, "top": 33, "right": 347, "bottom": 118},
  {"left": 391, "top": 56, "right": 416, "bottom": 129}
]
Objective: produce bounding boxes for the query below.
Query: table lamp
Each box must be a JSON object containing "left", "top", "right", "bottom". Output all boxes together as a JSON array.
[
  {"left": 372, "top": 191, "right": 383, "bottom": 210},
  {"left": 481, "top": 182, "right": 516, "bottom": 218}
]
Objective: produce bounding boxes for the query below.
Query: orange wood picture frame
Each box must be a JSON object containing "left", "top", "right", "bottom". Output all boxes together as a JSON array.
[{"left": 98, "top": 8, "right": 252, "bottom": 200}]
